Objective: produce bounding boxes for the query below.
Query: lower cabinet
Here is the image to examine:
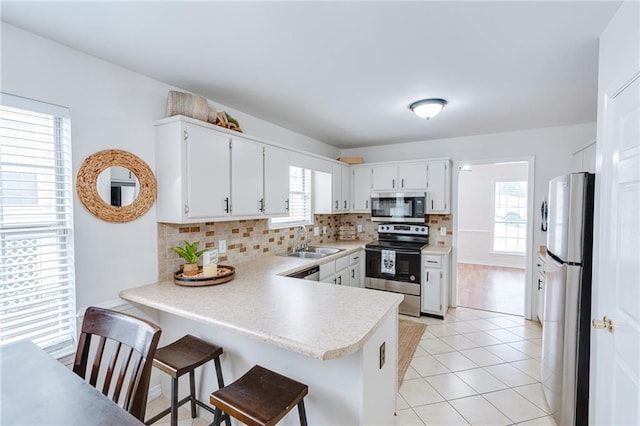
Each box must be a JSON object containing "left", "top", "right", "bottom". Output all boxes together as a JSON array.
[
  {"left": 421, "top": 252, "right": 450, "bottom": 318},
  {"left": 536, "top": 253, "right": 547, "bottom": 323},
  {"left": 320, "top": 250, "right": 363, "bottom": 286}
]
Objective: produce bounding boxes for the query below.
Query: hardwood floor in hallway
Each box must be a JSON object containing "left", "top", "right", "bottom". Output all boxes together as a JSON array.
[{"left": 456, "top": 263, "right": 525, "bottom": 316}]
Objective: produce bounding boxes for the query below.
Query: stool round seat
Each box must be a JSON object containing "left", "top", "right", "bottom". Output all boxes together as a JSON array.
[
  {"left": 145, "top": 334, "right": 228, "bottom": 426},
  {"left": 210, "top": 365, "right": 308, "bottom": 426}
]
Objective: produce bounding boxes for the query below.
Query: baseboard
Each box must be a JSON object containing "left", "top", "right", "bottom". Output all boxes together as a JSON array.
[
  {"left": 148, "top": 384, "right": 162, "bottom": 401},
  {"left": 457, "top": 259, "right": 526, "bottom": 269}
]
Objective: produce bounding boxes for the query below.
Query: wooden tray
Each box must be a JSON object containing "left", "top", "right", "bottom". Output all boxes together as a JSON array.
[{"left": 174, "top": 265, "right": 235, "bottom": 287}]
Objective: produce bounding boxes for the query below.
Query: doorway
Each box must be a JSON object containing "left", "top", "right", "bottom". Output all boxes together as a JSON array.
[{"left": 455, "top": 161, "right": 530, "bottom": 316}]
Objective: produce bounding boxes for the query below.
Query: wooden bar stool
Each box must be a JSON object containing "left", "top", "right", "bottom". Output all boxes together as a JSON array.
[
  {"left": 210, "top": 365, "right": 309, "bottom": 426},
  {"left": 145, "top": 334, "right": 230, "bottom": 426}
]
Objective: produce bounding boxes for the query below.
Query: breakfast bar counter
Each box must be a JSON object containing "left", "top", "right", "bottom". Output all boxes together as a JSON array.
[{"left": 120, "top": 241, "right": 402, "bottom": 425}]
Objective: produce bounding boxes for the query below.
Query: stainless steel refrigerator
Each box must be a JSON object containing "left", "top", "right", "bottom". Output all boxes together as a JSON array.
[{"left": 542, "top": 172, "right": 595, "bottom": 425}]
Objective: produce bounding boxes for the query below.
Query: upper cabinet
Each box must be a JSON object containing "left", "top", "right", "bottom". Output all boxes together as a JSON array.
[
  {"left": 572, "top": 141, "right": 596, "bottom": 173},
  {"left": 155, "top": 116, "right": 290, "bottom": 223},
  {"left": 331, "top": 163, "right": 351, "bottom": 212},
  {"left": 426, "top": 160, "right": 451, "bottom": 213},
  {"left": 352, "top": 166, "right": 373, "bottom": 212},
  {"left": 371, "top": 164, "right": 427, "bottom": 191},
  {"left": 156, "top": 119, "right": 231, "bottom": 222}
]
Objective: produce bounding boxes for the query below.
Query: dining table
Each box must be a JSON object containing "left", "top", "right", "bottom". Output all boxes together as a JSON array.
[{"left": 0, "top": 340, "right": 144, "bottom": 425}]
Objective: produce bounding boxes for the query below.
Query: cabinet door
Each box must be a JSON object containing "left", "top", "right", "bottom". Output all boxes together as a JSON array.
[
  {"left": 185, "top": 124, "right": 231, "bottom": 218},
  {"left": 398, "top": 164, "right": 427, "bottom": 190},
  {"left": 264, "top": 145, "right": 289, "bottom": 215},
  {"left": 372, "top": 166, "right": 398, "bottom": 191},
  {"left": 422, "top": 267, "right": 442, "bottom": 313},
  {"left": 231, "top": 138, "right": 263, "bottom": 216},
  {"left": 349, "top": 263, "right": 361, "bottom": 288},
  {"left": 341, "top": 165, "right": 351, "bottom": 211},
  {"left": 335, "top": 268, "right": 349, "bottom": 286},
  {"left": 426, "top": 160, "right": 450, "bottom": 213},
  {"left": 110, "top": 166, "right": 135, "bottom": 183},
  {"left": 352, "top": 167, "right": 372, "bottom": 211},
  {"left": 331, "top": 164, "right": 343, "bottom": 212}
]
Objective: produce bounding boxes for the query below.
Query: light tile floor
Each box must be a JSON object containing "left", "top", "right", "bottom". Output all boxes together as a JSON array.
[
  {"left": 397, "top": 307, "right": 557, "bottom": 426},
  {"left": 145, "top": 307, "right": 556, "bottom": 426}
]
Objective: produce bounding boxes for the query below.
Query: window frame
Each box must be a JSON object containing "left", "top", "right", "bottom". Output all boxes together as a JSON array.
[
  {"left": 270, "top": 166, "right": 313, "bottom": 229},
  {"left": 490, "top": 178, "right": 528, "bottom": 255}
]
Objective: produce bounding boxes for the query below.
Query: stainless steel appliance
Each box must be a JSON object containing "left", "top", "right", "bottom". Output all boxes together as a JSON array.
[
  {"left": 287, "top": 265, "right": 320, "bottom": 281},
  {"left": 365, "top": 224, "right": 428, "bottom": 316},
  {"left": 370, "top": 192, "right": 426, "bottom": 223},
  {"left": 542, "top": 172, "right": 595, "bottom": 426}
]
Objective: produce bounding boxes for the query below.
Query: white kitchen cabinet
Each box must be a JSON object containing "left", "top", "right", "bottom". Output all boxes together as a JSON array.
[
  {"left": 263, "top": 145, "right": 290, "bottom": 215},
  {"left": 352, "top": 166, "right": 373, "bottom": 212},
  {"left": 536, "top": 253, "right": 547, "bottom": 324},
  {"left": 571, "top": 141, "right": 596, "bottom": 173},
  {"left": 421, "top": 252, "right": 450, "bottom": 318},
  {"left": 156, "top": 119, "right": 231, "bottom": 223},
  {"left": 110, "top": 166, "right": 136, "bottom": 183},
  {"left": 426, "top": 160, "right": 451, "bottom": 213},
  {"left": 371, "top": 163, "right": 427, "bottom": 191},
  {"left": 320, "top": 252, "right": 352, "bottom": 285},
  {"left": 231, "top": 137, "right": 263, "bottom": 216},
  {"left": 348, "top": 250, "right": 363, "bottom": 287},
  {"left": 331, "top": 163, "right": 351, "bottom": 212}
]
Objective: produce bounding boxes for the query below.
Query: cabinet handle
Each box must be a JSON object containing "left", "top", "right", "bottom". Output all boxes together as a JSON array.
[
  {"left": 353, "top": 256, "right": 359, "bottom": 261},
  {"left": 335, "top": 200, "right": 339, "bottom": 210},
  {"left": 338, "top": 276, "right": 342, "bottom": 285},
  {"left": 285, "top": 199, "right": 290, "bottom": 211},
  {"left": 538, "top": 279, "right": 543, "bottom": 290},
  {"left": 344, "top": 200, "right": 347, "bottom": 209},
  {"left": 426, "top": 271, "right": 429, "bottom": 281},
  {"left": 184, "top": 204, "right": 189, "bottom": 214},
  {"left": 431, "top": 200, "right": 434, "bottom": 210},
  {"left": 183, "top": 130, "right": 189, "bottom": 140},
  {"left": 351, "top": 270, "right": 355, "bottom": 279},
  {"left": 224, "top": 197, "right": 230, "bottom": 214},
  {"left": 259, "top": 198, "right": 265, "bottom": 213},
  {"left": 366, "top": 199, "right": 369, "bottom": 209},
  {"left": 392, "top": 178, "right": 395, "bottom": 189},
  {"left": 401, "top": 178, "right": 405, "bottom": 188}
]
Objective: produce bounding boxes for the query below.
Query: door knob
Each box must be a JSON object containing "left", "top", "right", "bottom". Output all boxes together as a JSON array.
[{"left": 592, "top": 316, "right": 614, "bottom": 333}]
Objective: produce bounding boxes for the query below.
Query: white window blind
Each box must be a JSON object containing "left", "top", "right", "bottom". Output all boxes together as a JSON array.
[
  {"left": 492, "top": 179, "right": 527, "bottom": 254},
  {"left": 0, "top": 93, "right": 76, "bottom": 358},
  {"left": 271, "top": 166, "right": 312, "bottom": 228}
]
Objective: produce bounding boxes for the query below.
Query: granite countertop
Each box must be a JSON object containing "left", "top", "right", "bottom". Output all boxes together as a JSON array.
[{"left": 120, "top": 240, "right": 403, "bottom": 361}]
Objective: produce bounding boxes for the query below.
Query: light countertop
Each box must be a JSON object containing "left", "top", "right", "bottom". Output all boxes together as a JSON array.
[
  {"left": 421, "top": 245, "right": 452, "bottom": 255},
  {"left": 120, "top": 240, "right": 403, "bottom": 360}
]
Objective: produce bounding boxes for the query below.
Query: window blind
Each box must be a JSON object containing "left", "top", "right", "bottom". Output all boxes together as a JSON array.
[
  {"left": 0, "top": 93, "right": 76, "bottom": 358},
  {"left": 271, "top": 166, "right": 312, "bottom": 228},
  {"left": 492, "top": 180, "right": 527, "bottom": 254}
]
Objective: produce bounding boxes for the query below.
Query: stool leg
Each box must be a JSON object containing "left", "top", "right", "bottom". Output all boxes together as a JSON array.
[
  {"left": 170, "top": 377, "right": 179, "bottom": 426},
  {"left": 213, "top": 356, "right": 225, "bottom": 388},
  {"left": 211, "top": 408, "right": 222, "bottom": 426},
  {"left": 298, "top": 399, "right": 308, "bottom": 426},
  {"left": 189, "top": 370, "right": 197, "bottom": 418}
]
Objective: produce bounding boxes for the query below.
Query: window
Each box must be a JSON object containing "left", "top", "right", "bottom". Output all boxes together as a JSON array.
[
  {"left": 270, "top": 166, "right": 312, "bottom": 228},
  {"left": 0, "top": 93, "right": 76, "bottom": 358},
  {"left": 493, "top": 179, "right": 527, "bottom": 254}
]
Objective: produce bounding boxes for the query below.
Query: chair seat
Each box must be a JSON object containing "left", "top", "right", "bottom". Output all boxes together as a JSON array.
[
  {"left": 210, "top": 365, "right": 308, "bottom": 426},
  {"left": 153, "top": 334, "right": 223, "bottom": 378}
]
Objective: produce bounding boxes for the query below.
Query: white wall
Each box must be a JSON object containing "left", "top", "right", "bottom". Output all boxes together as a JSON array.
[
  {"left": 458, "top": 162, "right": 528, "bottom": 268},
  {"left": 0, "top": 23, "right": 339, "bottom": 312}
]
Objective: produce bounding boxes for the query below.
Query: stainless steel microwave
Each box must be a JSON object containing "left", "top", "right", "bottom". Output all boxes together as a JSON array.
[{"left": 370, "top": 192, "right": 426, "bottom": 223}]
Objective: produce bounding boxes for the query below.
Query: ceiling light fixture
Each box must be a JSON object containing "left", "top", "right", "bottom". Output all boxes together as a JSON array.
[{"left": 409, "top": 98, "right": 447, "bottom": 120}]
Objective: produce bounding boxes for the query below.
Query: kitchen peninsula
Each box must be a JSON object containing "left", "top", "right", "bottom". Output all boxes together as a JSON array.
[{"left": 120, "top": 243, "right": 402, "bottom": 425}]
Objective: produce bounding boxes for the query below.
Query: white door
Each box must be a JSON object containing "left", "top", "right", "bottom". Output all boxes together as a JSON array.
[
  {"left": 591, "top": 74, "right": 640, "bottom": 424},
  {"left": 352, "top": 167, "right": 372, "bottom": 211},
  {"left": 426, "top": 160, "right": 450, "bottom": 213},
  {"left": 331, "top": 163, "right": 342, "bottom": 212},
  {"left": 263, "top": 145, "right": 289, "bottom": 215},
  {"left": 372, "top": 165, "right": 397, "bottom": 191},
  {"left": 421, "top": 267, "right": 441, "bottom": 313},
  {"left": 349, "top": 263, "right": 361, "bottom": 288},
  {"left": 341, "top": 165, "right": 351, "bottom": 211}
]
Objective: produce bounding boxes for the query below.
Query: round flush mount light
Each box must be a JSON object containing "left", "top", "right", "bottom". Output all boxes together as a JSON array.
[{"left": 409, "top": 98, "right": 448, "bottom": 120}]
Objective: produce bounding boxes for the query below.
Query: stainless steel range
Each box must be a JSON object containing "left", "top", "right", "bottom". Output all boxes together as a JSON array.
[{"left": 365, "top": 224, "right": 428, "bottom": 317}]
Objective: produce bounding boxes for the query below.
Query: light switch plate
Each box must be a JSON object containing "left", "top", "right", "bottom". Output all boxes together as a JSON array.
[
  {"left": 440, "top": 227, "right": 447, "bottom": 236},
  {"left": 323, "top": 226, "right": 327, "bottom": 235},
  {"left": 357, "top": 224, "right": 363, "bottom": 233},
  {"left": 313, "top": 226, "right": 320, "bottom": 236},
  {"left": 219, "top": 240, "right": 227, "bottom": 253}
]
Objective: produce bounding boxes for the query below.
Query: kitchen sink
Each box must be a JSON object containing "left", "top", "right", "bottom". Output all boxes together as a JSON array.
[{"left": 280, "top": 246, "right": 345, "bottom": 259}]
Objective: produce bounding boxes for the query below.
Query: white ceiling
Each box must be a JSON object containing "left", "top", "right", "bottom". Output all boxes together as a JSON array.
[{"left": 1, "top": 1, "right": 621, "bottom": 148}]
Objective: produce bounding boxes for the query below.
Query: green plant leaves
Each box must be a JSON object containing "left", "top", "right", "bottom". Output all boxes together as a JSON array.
[{"left": 172, "top": 240, "right": 206, "bottom": 264}]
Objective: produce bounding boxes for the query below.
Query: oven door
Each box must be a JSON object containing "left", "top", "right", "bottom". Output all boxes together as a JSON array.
[
  {"left": 365, "top": 247, "right": 421, "bottom": 283},
  {"left": 370, "top": 192, "right": 426, "bottom": 223}
]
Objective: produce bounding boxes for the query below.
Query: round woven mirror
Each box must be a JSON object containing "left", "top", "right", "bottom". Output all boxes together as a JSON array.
[{"left": 76, "top": 149, "right": 156, "bottom": 223}]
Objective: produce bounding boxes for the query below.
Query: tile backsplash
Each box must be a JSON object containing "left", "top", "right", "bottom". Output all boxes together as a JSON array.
[{"left": 158, "top": 213, "right": 452, "bottom": 282}]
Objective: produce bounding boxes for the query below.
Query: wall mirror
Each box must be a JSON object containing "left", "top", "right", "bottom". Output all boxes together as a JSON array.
[{"left": 76, "top": 149, "right": 156, "bottom": 223}]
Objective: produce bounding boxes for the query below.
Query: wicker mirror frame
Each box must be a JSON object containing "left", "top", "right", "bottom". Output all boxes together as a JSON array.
[{"left": 76, "top": 149, "right": 156, "bottom": 223}]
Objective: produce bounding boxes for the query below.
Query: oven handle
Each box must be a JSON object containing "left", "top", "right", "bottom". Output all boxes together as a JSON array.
[{"left": 365, "top": 247, "right": 419, "bottom": 256}]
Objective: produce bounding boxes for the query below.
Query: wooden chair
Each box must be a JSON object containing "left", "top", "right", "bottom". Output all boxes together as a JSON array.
[{"left": 73, "top": 306, "right": 162, "bottom": 422}]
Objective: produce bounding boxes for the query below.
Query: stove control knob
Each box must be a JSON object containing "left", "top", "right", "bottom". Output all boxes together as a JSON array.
[
  {"left": 410, "top": 275, "right": 416, "bottom": 281},
  {"left": 421, "top": 227, "right": 426, "bottom": 232}
]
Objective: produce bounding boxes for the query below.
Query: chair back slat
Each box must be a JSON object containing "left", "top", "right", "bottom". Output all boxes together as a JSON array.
[{"left": 73, "top": 306, "right": 161, "bottom": 421}]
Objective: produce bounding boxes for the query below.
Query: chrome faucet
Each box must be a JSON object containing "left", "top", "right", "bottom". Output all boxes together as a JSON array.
[{"left": 296, "top": 225, "right": 309, "bottom": 251}]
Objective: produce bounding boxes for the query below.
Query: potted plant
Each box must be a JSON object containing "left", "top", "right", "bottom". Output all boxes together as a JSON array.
[{"left": 173, "top": 240, "right": 206, "bottom": 276}]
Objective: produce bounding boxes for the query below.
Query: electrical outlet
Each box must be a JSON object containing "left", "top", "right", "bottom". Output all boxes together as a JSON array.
[
  {"left": 379, "top": 342, "right": 386, "bottom": 369},
  {"left": 313, "top": 226, "right": 320, "bottom": 236},
  {"left": 219, "top": 240, "right": 227, "bottom": 253},
  {"left": 440, "top": 227, "right": 447, "bottom": 236},
  {"left": 357, "top": 224, "right": 363, "bottom": 233}
]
